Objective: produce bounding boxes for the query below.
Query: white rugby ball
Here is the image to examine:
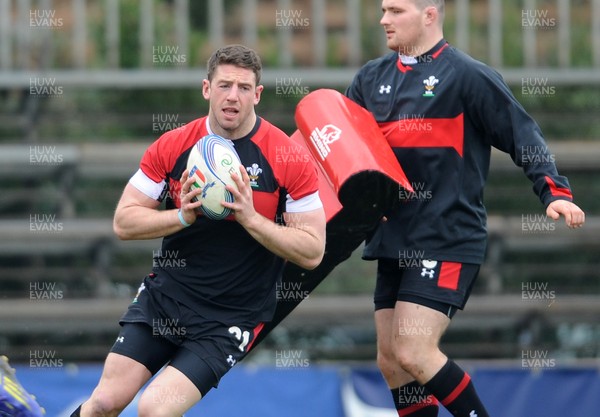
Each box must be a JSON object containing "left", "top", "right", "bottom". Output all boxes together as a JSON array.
[{"left": 187, "top": 134, "right": 241, "bottom": 220}]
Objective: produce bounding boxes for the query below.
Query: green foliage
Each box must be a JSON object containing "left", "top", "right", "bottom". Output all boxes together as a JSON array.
[{"left": 119, "top": 0, "right": 141, "bottom": 68}]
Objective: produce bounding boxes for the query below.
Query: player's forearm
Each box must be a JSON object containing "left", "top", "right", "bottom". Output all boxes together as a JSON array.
[
  {"left": 113, "top": 206, "right": 188, "bottom": 240},
  {"left": 243, "top": 213, "right": 325, "bottom": 270}
]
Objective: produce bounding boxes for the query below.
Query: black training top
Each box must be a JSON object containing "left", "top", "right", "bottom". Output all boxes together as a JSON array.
[{"left": 346, "top": 39, "right": 573, "bottom": 264}]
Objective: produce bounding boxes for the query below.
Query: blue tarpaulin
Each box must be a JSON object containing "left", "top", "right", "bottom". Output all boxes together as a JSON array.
[{"left": 13, "top": 363, "right": 600, "bottom": 417}]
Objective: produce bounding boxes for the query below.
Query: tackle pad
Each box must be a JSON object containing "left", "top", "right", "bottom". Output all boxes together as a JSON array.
[{"left": 251, "top": 89, "right": 412, "bottom": 349}]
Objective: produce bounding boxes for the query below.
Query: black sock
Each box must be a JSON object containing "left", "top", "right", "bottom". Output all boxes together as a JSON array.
[
  {"left": 424, "top": 360, "right": 490, "bottom": 417},
  {"left": 70, "top": 404, "right": 82, "bottom": 417},
  {"left": 391, "top": 381, "right": 439, "bottom": 416}
]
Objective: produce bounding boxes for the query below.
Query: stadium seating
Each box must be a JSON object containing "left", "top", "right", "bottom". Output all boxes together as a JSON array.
[{"left": 1, "top": 141, "right": 599, "bottom": 362}]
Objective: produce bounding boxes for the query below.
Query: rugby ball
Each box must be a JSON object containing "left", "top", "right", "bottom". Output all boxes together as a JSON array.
[{"left": 187, "top": 134, "right": 241, "bottom": 220}]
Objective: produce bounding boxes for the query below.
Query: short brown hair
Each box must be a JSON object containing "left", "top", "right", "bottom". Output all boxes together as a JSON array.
[
  {"left": 414, "top": 0, "right": 444, "bottom": 20},
  {"left": 206, "top": 44, "right": 262, "bottom": 85}
]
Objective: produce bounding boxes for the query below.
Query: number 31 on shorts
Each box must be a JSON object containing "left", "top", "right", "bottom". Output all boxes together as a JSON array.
[{"left": 228, "top": 326, "right": 250, "bottom": 352}]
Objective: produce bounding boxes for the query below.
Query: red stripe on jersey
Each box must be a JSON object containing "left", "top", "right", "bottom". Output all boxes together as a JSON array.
[
  {"left": 254, "top": 122, "right": 320, "bottom": 203},
  {"left": 545, "top": 176, "right": 573, "bottom": 199},
  {"left": 140, "top": 117, "right": 207, "bottom": 184},
  {"left": 380, "top": 114, "right": 464, "bottom": 157},
  {"left": 441, "top": 373, "right": 471, "bottom": 406},
  {"left": 245, "top": 322, "right": 265, "bottom": 352},
  {"left": 438, "top": 262, "right": 461, "bottom": 290},
  {"left": 432, "top": 42, "right": 449, "bottom": 59},
  {"left": 398, "top": 396, "right": 439, "bottom": 416}
]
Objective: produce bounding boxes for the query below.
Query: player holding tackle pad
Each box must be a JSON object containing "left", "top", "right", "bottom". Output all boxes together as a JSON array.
[{"left": 345, "top": 1, "right": 585, "bottom": 416}]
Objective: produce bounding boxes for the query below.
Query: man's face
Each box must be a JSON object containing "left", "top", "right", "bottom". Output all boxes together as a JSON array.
[
  {"left": 380, "top": 0, "right": 427, "bottom": 55},
  {"left": 202, "top": 64, "right": 263, "bottom": 139}
]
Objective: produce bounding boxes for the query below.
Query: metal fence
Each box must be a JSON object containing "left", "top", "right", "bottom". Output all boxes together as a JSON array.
[{"left": 1, "top": 0, "right": 600, "bottom": 87}]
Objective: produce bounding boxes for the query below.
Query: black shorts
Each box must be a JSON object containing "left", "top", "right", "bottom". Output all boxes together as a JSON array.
[
  {"left": 374, "top": 258, "right": 480, "bottom": 318},
  {"left": 110, "top": 280, "right": 264, "bottom": 396}
]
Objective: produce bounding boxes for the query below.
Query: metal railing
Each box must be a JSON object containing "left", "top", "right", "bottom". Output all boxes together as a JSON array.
[{"left": 1, "top": 0, "right": 600, "bottom": 87}]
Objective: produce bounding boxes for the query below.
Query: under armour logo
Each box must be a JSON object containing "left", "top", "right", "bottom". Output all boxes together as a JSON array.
[
  {"left": 469, "top": 411, "right": 478, "bottom": 417},
  {"left": 421, "top": 268, "right": 435, "bottom": 279},
  {"left": 226, "top": 355, "right": 236, "bottom": 367},
  {"left": 116, "top": 336, "right": 124, "bottom": 343},
  {"left": 379, "top": 84, "right": 391, "bottom": 94}
]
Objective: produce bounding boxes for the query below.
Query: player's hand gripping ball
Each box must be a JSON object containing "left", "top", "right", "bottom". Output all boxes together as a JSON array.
[{"left": 186, "top": 134, "right": 241, "bottom": 220}]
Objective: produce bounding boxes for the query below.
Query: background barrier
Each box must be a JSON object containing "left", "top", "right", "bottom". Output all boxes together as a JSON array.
[{"left": 14, "top": 363, "right": 600, "bottom": 417}]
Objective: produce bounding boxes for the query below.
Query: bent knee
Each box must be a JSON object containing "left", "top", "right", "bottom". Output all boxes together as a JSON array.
[
  {"left": 394, "top": 347, "right": 420, "bottom": 372},
  {"left": 393, "top": 338, "right": 439, "bottom": 373},
  {"left": 85, "top": 390, "right": 128, "bottom": 417},
  {"left": 378, "top": 346, "right": 419, "bottom": 375},
  {"left": 376, "top": 343, "right": 401, "bottom": 380},
  {"left": 378, "top": 329, "right": 436, "bottom": 365}
]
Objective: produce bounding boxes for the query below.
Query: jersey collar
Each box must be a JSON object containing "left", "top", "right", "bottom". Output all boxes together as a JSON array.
[
  {"left": 397, "top": 39, "right": 449, "bottom": 73},
  {"left": 205, "top": 116, "right": 261, "bottom": 145}
]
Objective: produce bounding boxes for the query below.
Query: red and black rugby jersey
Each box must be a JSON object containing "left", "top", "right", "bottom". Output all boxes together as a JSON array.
[{"left": 131, "top": 116, "right": 320, "bottom": 323}]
